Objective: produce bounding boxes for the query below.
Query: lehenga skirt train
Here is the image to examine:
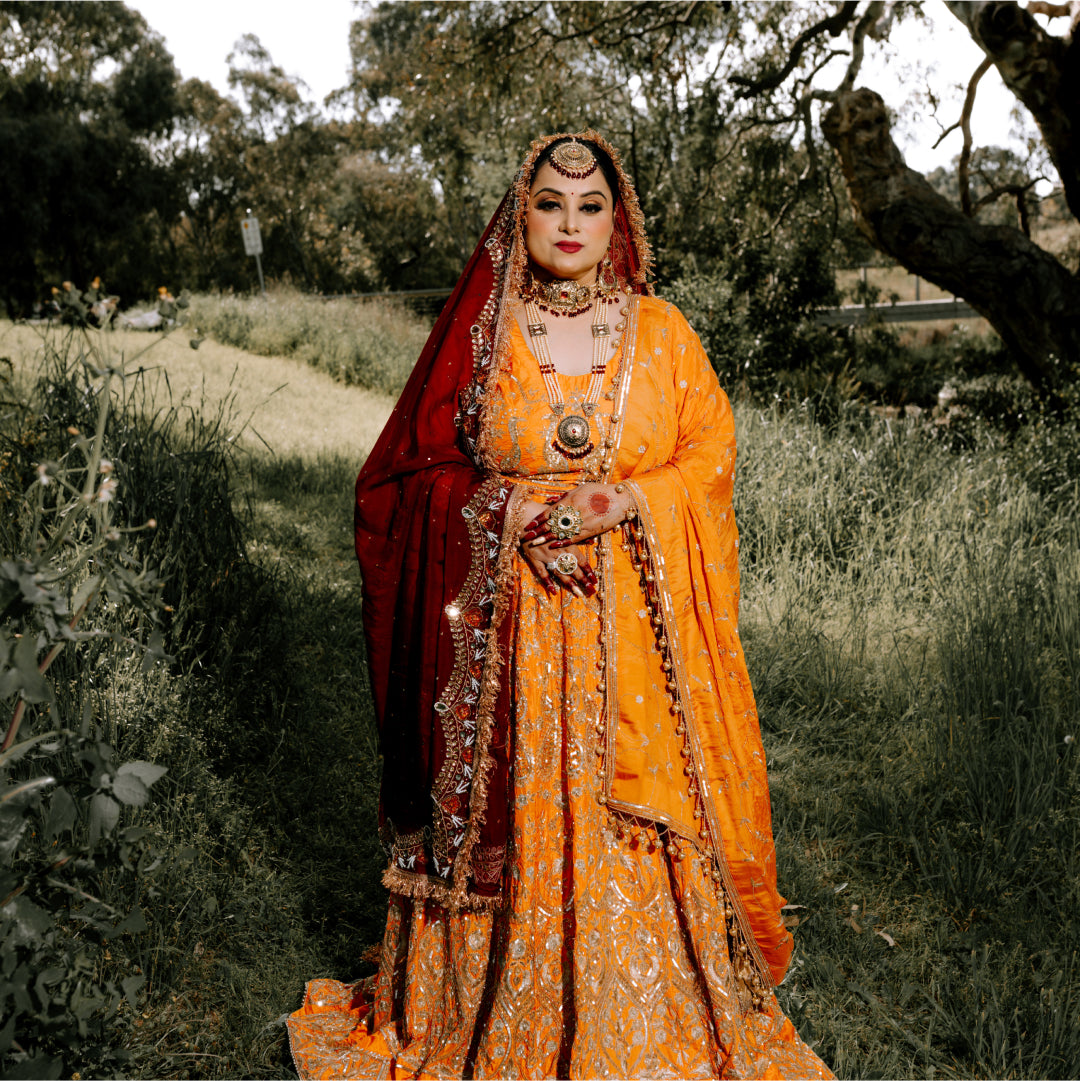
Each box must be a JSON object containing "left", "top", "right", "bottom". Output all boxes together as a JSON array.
[{"left": 286, "top": 559, "right": 832, "bottom": 1079}]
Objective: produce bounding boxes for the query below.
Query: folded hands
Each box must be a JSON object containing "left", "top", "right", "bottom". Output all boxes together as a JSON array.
[{"left": 517, "top": 482, "right": 634, "bottom": 597}]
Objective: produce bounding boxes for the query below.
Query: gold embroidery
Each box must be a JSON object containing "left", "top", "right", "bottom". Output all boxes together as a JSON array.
[
  {"left": 383, "top": 477, "right": 515, "bottom": 908},
  {"left": 287, "top": 299, "right": 831, "bottom": 1081},
  {"left": 448, "top": 483, "right": 529, "bottom": 909},
  {"left": 625, "top": 488, "right": 773, "bottom": 1009}
]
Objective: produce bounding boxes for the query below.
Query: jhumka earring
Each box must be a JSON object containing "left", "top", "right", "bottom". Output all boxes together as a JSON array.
[{"left": 597, "top": 250, "right": 619, "bottom": 300}]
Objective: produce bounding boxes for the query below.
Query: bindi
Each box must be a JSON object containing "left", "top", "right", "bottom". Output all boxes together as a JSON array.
[{"left": 588, "top": 492, "right": 611, "bottom": 516}]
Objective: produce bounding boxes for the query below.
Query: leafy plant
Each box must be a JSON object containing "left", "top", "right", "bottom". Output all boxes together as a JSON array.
[{"left": 0, "top": 326, "right": 170, "bottom": 1078}]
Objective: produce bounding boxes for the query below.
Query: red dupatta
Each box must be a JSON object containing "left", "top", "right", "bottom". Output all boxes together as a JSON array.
[{"left": 354, "top": 131, "right": 652, "bottom": 909}]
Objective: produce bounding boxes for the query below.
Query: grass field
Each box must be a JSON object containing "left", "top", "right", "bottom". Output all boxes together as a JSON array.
[
  {"left": 2, "top": 317, "right": 1077, "bottom": 1079},
  {"left": 184, "top": 288, "right": 430, "bottom": 398}
]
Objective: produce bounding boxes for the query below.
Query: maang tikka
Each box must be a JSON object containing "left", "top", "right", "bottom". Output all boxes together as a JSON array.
[{"left": 549, "top": 138, "right": 598, "bottom": 180}]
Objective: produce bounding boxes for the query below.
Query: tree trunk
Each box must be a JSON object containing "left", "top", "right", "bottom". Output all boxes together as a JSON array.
[
  {"left": 944, "top": 0, "right": 1080, "bottom": 222},
  {"left": 821, "top": 87, "right": 1080, "bottom": 389}
]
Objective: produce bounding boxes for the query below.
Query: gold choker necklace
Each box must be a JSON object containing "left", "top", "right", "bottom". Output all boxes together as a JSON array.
[{"left": 522, "top": 276, "right": 596, "bottom": 317}]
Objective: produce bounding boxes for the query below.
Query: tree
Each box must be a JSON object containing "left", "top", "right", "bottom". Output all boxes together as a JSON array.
[
  {"left": 158, "top": 78, "right": 247, "bottom": 291},
  {"left": 178, "top": 34, "right": 451, "bottom": 294},
  {"left": 346, "top": 0, "right": 1080, "bottom": 394},
  {"left": 344, "top": 1, "right": 845, "bottom": 381},
  {"left": 0, "top": 1, "right": 185, "bottom": 312},
  {"left": 731, "top": 0, "right": 1080, "bottom": 391}
]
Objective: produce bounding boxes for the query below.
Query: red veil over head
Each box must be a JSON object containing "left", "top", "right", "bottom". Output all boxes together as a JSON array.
[{"left": 354, "top": 132, "right": 653, "bottom": 909}]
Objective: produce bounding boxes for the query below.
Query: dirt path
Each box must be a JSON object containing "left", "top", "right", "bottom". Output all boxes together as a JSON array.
[{"left": 1, "top": 321, "right": 396, "bottom": 461}]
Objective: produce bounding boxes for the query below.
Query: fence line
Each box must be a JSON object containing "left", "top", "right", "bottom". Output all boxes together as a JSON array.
[{"left": 814, "top": 298, "right": 979, "bottom": 326}]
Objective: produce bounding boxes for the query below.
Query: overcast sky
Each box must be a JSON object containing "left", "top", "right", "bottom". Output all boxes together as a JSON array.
[{"left": 129, "top": 0, "right": 1030, "bottom": 176}]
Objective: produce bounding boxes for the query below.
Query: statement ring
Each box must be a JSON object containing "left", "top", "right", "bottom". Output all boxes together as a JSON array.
[
  {"left": 547, "top": 552, "right": 580, "bottom": 576},
  {"left": 550, "top": 506, "right": 584, "bottom": 541}
]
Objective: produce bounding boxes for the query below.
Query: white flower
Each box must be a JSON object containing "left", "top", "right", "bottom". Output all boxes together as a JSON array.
[
  {"left": 36, "top": 463, "right": 51, "bottom": 486},
  {"left": 96, "top": 478, "right": 118, "bottom": 502}
]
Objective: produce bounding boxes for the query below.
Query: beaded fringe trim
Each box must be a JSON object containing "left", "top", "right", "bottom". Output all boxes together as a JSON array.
[{"left": 603, "top": 510, "right": 772, "bottom": 1013}]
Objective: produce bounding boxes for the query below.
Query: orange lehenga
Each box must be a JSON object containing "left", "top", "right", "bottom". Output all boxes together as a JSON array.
[{"left": 288, "top": 294, "right": 833, "bottom": 1079}]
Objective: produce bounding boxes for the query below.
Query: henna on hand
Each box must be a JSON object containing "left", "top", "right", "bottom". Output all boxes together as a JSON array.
[{"left": 588, "top": 491, "right": 612, "bottom": 517}]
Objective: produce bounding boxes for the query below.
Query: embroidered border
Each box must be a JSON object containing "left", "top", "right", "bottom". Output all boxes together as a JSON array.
[
  {"left": 449, "top": 483, "right": 529, "bottom": 909},
  {"left": 430, "top": 476, "right": 511, "bottom": 875},
  {"left": 598, "top": 295, "right": 639, "bottom": 797},
  {"left": 621, "top": 487, "right": 775, "bottom": 1003},
  {"left": 382, "top": 476, "right": 514, "bottom": 907}
]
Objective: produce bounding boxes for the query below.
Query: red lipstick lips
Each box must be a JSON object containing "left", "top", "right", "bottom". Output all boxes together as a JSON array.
[{"left": 555, "top": 242, "right": 583, "bottom": 252}]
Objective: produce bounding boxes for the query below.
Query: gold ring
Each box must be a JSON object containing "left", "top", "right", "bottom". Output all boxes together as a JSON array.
[
  {"left": 550, "top": 506, "right": 584, "bottom": 541},
  {"left": 548, "top": 553, "right": 579, "bottom": 576}
]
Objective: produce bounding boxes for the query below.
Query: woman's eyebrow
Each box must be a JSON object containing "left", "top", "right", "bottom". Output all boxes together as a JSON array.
[{"left": 533, "top": 187, "right": 609, "bottom": 201}]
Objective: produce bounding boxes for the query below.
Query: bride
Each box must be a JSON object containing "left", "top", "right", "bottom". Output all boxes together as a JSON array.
[{"left": 288, "top": 130, "right": 832, "bottom": 1081}]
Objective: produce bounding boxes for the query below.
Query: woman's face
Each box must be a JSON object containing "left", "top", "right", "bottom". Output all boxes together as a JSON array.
[{"left": 524, "top": 160, "right": 614, "bottom": 284}]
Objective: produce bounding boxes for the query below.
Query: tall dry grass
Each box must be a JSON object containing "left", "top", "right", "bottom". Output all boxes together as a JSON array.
[
  {"left": 184, "top": 287, "right": 431, "bottom": 398},
  {"left": 736, "top": 400, "right": 1080, "bottom": 1078}
]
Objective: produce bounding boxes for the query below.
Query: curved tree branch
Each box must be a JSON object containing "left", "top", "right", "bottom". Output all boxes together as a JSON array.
[
  {"left": 822, "top": 88, "right": 1080, "bottom": 388},
  {"left": 958, "top": 57, "right": 994, "bottom": 216},
  {"left": 731, "top": 0, "right": 859, "bottom": 97},
  {"left": 1026, "top": 0, "right": 1080, "bottom": 37},
  {"left": 945, "top": 0, "right": 1080, "bottom": 219},
  {"left": 838, "top": 1, "right": 883, "bottom": 93},
  {"left": 972, "top": 178, "right": 1039, "bottom": 234}
]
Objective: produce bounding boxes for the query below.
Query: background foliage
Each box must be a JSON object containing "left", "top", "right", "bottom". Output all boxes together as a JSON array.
[
  {"left": 6, "top": 0, "right": 1076, "bottom": 403},
  {"left": 3, "top": 315, "right": 1078, "bottom": 1078}
]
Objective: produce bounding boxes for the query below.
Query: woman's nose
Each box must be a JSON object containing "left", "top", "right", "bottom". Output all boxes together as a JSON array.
[{"left": 560, "top": 208, "right": 580, "bottom": 233}]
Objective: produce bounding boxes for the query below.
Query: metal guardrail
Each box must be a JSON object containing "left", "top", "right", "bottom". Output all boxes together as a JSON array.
[{"left": 815, "top": 298, "right": 979, "bottom": 326}]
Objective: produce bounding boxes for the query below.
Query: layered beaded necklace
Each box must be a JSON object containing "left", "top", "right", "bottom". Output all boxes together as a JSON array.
[{"left": 524, "top": 289, "right": 613, "bottom": 461}]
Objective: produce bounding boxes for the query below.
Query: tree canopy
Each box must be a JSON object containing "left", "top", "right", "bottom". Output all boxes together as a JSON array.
[
  {"left": 0, "top": 2, "right": 180, "bottom": 308},
  {"left": 3, "top": 0, "right": 1079, "bottom": 395}
]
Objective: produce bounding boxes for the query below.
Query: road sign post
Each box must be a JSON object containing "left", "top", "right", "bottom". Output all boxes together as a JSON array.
[{"left": 241, "top": 212, "right": 266, "bottom": 296}]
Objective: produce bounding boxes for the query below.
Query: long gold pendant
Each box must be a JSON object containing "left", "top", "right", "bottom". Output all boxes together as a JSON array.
[
  {"left": 543, "top": 404, "right": 605, "bottom": 470},
  {"left": 525, "top": 292, "right": 614, "bottom": 468},
  {"left": 554, "top": 414, "right": 593, "bottom": 459}
]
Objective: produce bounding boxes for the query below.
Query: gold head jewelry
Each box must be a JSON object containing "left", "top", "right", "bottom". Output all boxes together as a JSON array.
[{"left": 549, "top": 138, "right": 598, "bottom": 180}]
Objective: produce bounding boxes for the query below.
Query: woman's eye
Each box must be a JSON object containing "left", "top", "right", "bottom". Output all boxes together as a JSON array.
[
  {"left": 581, "top": 203, "right": 604, "bottom": 214},
  {"left": 536, "top": 200, "right": 561, "bottom": 212}
]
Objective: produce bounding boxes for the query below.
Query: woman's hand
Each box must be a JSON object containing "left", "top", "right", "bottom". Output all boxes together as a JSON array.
[
  {"left": 521, "top": 483, "right": 632, "bottom": 550},
  {"left": 518, "top": 498, "right": 596, "bottom": 597}
]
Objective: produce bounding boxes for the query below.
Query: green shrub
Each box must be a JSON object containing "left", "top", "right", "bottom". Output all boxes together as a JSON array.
[
  {"left": 0, "top": 327, "right": 173, "bottom": 1078},
  {"left": 0, "top": 324, "right": 343, "bottom": 1079}
]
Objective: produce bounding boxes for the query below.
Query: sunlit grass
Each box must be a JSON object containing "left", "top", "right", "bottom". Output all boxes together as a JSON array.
[
  {"left": 184, "top": 286, "right": 431, "bottom": 398},
  {"left": 0, "top": 320, "right": 395, "bottom": 461},
  {"left": 736, "top": 401, "right": 1080, "bottom": 1078}
]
